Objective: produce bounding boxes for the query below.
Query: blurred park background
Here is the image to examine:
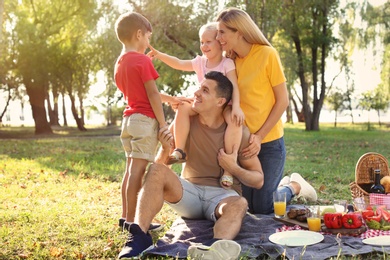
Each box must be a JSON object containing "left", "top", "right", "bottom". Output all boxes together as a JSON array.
[
  {"left": 0, "top": 0, "right": 389, "bottom": 134},
  {"left": 1, "top": 1, "right": 389, "bottom": 258}
]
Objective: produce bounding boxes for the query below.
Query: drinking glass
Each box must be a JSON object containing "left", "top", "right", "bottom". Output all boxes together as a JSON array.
[
  {"left": 334, "top": 199, "right": 347, "bottom": 213},
  {"left": 307, "top": 206, "right": 321, "bottom": 232},
  {"left": 273, "top": 192, "right": 286, "bottom": 218}
]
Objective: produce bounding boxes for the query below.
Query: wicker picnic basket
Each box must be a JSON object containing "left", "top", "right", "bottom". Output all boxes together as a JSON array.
[{"left": 350, "top": 152, "right": 390, "bottom": 209}]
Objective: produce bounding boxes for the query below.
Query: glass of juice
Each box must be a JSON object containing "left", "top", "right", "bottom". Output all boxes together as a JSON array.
[
  {"left": 307, "top": 207, "right": 321, "bottom": 232},
  {"left": 273, "top": 191, "right": 286, "bottom": 218}
]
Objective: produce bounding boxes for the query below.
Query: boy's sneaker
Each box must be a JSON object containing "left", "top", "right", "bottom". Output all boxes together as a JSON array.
[
  {"left": 187, "top": 239, "right": 241, "bottom": 260},
  {"left": 148, "top": 222, "right": 164, "bottom": 232},
  {"left": 118, "top": 223, "right": 153, "bottom": 259},
  {"left": 119, "top": 218, "right": 164, "bottom": 232}
]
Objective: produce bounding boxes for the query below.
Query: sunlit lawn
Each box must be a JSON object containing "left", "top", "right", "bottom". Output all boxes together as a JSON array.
[{"left": 0, "top": 122, "right": 389, "bottom": 259}]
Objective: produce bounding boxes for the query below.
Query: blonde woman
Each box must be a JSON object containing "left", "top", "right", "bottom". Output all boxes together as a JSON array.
[{"left": 216, "top": 7, "right": 317, "bottom": 214}]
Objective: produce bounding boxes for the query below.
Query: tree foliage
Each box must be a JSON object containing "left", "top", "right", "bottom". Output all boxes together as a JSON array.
[{"left": 1, "top": 0, "right": 388, "bottom": 133}]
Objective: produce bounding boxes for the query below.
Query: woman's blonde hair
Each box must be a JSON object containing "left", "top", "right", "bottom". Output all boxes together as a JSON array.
[{"left": 216, "top": 7, "right": 271, "bottom": 58}]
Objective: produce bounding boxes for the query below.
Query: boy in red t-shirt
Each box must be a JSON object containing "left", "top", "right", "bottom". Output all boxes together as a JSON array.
[{"left": 114, "top": 11, "right": 176, "bottom": 232}]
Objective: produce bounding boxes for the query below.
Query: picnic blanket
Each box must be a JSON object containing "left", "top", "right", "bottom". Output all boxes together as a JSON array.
[{"left": 145, "top": 213, "right": 390, "bottom": 259}]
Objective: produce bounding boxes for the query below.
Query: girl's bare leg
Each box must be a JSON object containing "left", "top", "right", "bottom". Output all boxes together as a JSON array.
[
  {"left": 221, "top": 107, "right": 242, "bottom": 188},
  {"left": 167, "top": 103, "right": 197, "bottom": 164}
]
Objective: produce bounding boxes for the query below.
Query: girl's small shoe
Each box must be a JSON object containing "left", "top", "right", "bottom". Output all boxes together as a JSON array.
[
  {"left": 166, "top": 148, "right": 186, "bottom": 165},
  {"left": 220, "top": 175, "right": 234, "bottom": 189}
]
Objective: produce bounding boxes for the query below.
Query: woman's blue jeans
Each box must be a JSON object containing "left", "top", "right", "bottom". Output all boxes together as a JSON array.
[{"left": 242, "top": 137, "right": 288, "bottom": 214}]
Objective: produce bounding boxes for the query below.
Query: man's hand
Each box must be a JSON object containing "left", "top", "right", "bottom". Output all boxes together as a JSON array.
[
  {"left": 217, "top": 144, "right": 239, "bottom": 174},
  {"left": 158, "top": 125, "right": 173, "bottom": 149}
]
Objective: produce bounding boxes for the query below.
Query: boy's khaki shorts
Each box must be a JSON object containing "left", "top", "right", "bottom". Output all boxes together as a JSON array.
[{"left": 120, "top": 113, "right": 158, "bottom": 162}]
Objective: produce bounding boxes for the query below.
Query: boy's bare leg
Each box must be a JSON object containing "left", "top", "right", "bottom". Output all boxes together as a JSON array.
[
  {"left": 121, "top": 157, "right": 131, "bottom": 219},
  {"left": 125, "top": 158, "right": 149, "bottom": 222}
]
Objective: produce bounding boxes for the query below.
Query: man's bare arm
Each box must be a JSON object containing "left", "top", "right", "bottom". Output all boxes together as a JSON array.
[
  {"left": 154, "top": 125, "right": 173, "bottom": 164},
  {"left": 217, "top": 145, "right": 264, "bottom": 189}
]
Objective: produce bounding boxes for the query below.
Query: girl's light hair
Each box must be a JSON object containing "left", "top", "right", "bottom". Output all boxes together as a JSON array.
[
  {"left": 216, "top": 7, "right": 271, "bottom": 58},
  {"left": 199, "top": 22, "right": 218, "bottom": 38}
]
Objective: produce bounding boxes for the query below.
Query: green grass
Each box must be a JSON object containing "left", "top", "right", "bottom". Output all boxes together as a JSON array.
[{"left": 0, "top": 123, "right": 389, "bottom": 259}]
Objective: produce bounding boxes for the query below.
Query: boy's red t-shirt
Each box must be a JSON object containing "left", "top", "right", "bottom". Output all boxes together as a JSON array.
[{"left": 115, "top": 51, "right": 159, "bottom": 118}]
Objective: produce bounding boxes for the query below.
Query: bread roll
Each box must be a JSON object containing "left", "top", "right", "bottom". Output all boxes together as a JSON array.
[{"left": 380, "top": 176, "right": 390, "bottom": 194}]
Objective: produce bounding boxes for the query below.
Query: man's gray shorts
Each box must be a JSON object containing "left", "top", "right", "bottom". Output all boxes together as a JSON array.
[{"left": 166, "top": 178, "right": 239, "bottom": 222}]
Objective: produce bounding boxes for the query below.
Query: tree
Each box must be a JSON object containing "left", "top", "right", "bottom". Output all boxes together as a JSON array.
[
  {"left": 371, "top": 87, "right": 389, "bottom": 127},
  {"left": 326, "top": 90, "right": 344, "bottom": 127},
  {"left": 358, "top": 91, "right": 374, "bottom": 130},
  {"left": 358, "top": 1, "right": 390, "bottom": 104},
  {"left": 281, "top": 0, "right": 340, "bottom": 131},
  {"left": 5, "top": 0, "right": 100, "bottom": 134}
]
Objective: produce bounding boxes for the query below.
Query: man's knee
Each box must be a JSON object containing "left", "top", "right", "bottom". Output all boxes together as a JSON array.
[
  {"left": 236, "top": 197, "right": 248, "bottom": 215},
  {"left": 224, "top": 197, "right": 248, "bottom": 216},
  {"left": 144, "top": 163, "right": 169, "bottom": 182}
]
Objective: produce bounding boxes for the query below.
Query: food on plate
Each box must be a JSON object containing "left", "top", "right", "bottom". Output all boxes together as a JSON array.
[
  {"left": 296, "top": 214, "right": 308, "bottom": 222},
  {"left": 380, "top": 176, "right": 390, "bottom": 194},
  {"left": 366, "top": 219, "right": 381, "bottom": 230},
  {"left": 287, "top": 208, "right": 298, "bottom": 219},
  {"left": 321, "top": 207, "right": 336, "bottom": 215},
  {"left": 362, "top": 206, "right": 390, "bottom": 230},
  {"left": 323, "top": 213, "right": 343, "bottom": 229},
  {"left": 287, "top": 207, "right": 309, "bottom": 222},
  {"left": 341, "top": 212, "right": 363, "bottom": 229}
]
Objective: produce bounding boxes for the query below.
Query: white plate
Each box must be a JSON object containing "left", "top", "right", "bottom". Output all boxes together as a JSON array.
[
  {"left": 269, "top": 230, "right": 324, "bottom": 246},
  {"left": 362, "top": 236, "right": 390, "bottom": 246}
]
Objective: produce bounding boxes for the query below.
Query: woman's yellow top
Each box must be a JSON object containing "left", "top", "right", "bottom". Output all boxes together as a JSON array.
[{"left": 235, "top": 44, "right": 286, "bottom": 143}]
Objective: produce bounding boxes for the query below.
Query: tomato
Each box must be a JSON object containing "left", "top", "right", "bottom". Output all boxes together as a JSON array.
[
  {"left": 324, "top": 213, "right": 343, "bottom": 229},
  {"left": 361, "top": 210, "right": 375, "bottom": 220},
  {"left": 365, "top": 215, "right": 381, "bottom": 222},
  {"left": 377, "top": 207, "right": 390, "bottom": 221}
]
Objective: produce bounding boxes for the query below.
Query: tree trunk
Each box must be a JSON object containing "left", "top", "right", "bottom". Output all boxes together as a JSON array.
[
  {"left": 0, "top": 84, "right": 11, "bottom": 125},
  {"left": 290, "top": 11, "right": 313, "bottom": 128},
  {"left": 62, "top": 94, "right": 68, "bottom": 126},
  {"left": 25, "top": 82, "right": 53, "bottom": 135},
  {"left": 78, "top": 93, "right": 85, "bottom": 126},
  {"left": 291, "top": 20, "right": 311, "bottom": 127},
  {"left": 47, "top": 91, "right": 60, "bottom": 126},
  {"left": 47, "top": 86, "right": 60, "bottom": 126},
  {"left": 377, "top": 110, "right": 381, "bottom": 126},
  {"left": 68, "top": 91, "right": 86, "bottom": 131},
  {"left": 292, "top": 97, "right": 305, "bottom": 123}
]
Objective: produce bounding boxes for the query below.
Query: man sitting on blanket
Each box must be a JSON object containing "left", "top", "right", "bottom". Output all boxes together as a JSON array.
[
  {"left": 118, "top": 71, "right": 262, "bottom": 259},
  {"left": 118, "top": 71, "right": 316, "bottom": 259}
]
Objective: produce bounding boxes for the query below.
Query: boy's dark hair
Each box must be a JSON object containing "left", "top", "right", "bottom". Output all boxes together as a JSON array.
[
  {"left": 115, "top": 12, "right": 152, "bottom": 43},
  {"left": 204, "top": 71, "right": 233, "bottom": 106}
]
